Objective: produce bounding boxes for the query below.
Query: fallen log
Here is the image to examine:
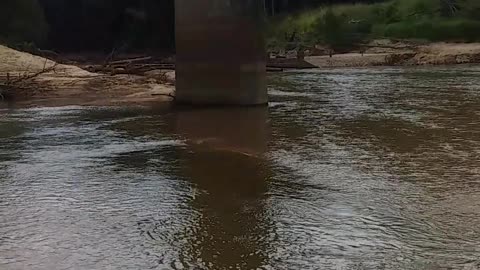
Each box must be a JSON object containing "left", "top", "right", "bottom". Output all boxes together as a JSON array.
[
  {"left": 126, "top": 64, "right": 175, "bottom": 70},
  {"left": 88, "top": 61, "right": 283, "bottom": 76},
  {"left": 108, "top": 56, "right": 152, "bottom": 66}
]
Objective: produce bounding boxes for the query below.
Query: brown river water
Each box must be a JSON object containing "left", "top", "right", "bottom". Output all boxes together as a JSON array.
[{"left": 1, "top": 66, "right": 480, "bottom": 269}]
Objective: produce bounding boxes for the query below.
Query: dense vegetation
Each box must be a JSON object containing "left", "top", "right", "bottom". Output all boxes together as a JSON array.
[
  {"left": 267, "top": 0, "right": 480, "bottom": 51},
  {"left": 2, "top": 0, "right": 479, "bottom": 53},
  {"left": 0, "top": 0, "right": 387, "bottom": 52},
  {"left": 0, "top": 0, "right": 48, "bottom": 45},
  {"left": 1, "top": 0, "right": 174, "bottom": 52},
  {"left": 39, "top": 0, "right": 175, "bottom": 52}
]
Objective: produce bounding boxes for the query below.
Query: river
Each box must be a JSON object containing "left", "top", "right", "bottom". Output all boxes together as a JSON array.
[{"left": 1, "top": 66, "right": 480, "bottom": 269}]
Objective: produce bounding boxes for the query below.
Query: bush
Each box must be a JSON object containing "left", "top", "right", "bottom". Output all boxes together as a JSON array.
[
  {"left": 371, "top": 2, "right": 402, "bottom": 24},
  {"left": 312, "top": 9, "right": 370, "bottom": 51},
  {"left": 435, "top": 19, "right": 480, "bottom": 41}
]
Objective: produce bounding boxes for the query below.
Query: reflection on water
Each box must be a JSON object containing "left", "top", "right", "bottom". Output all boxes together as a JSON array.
[
  {"left": 175, "top": 108, "right": 271, "bottom": 269},
  {"left": 1, "top": 66, "right": 480, "bottom": 269},
  {"left": 146, "top": 107, "right": 272, "bottom": 269},
  {"left": 175, "top": 107, "right": 269, "bottom": 156}
]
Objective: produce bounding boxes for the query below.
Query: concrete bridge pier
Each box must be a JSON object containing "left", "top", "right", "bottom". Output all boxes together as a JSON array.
[{"left": 175, "top": 0, "right": 268, "bottom": 106}]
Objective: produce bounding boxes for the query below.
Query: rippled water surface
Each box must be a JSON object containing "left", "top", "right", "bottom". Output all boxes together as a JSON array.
[{"left": 1, "top": 66, "right": 480, "bottom": 269}]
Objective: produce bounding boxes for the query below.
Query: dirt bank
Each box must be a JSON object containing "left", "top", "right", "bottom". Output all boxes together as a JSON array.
[
  {"left": 303, "top": 41, "right": 480, "bottom": 68},
  {"left": 0, "top": 45, "right": 174, "bottom": 106}
]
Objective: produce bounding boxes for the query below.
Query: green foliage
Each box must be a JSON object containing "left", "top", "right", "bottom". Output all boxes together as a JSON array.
[
  {"left": 376, "top": 19, "right": 480, "bottom": 41},
  {"left": 0, "top": 0, "right": 48, "bottom": 45},
  {"left": 313, "top": 9, "right": 369, "bottom": 50},
  {"left": 320, "top": 9, "right": 345, "bottom": 47},
  {"left": 267, "top": 0, "right": 480, "bottom": 50},
  {"left": 395, "top": 0, "right": 440, "bottom": 17},
  {"left": 457, "top": 0, "right": 480, "bottom": 19}
]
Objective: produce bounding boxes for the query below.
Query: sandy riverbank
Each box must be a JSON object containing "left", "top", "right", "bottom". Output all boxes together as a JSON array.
[
  {"left": 0, "top": 45, "right": 174, "bottom": 106},
  {"left": 304, "top": 41, "right": 480, "bottom": 68},
  {"left": 2, "top": 41, "right": 480, "bottom": 106}
]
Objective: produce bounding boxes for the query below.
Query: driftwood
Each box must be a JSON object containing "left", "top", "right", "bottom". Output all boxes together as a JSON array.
[
  {"left": 109, "top": 56, "right": 152, "bottom": 66},
  {"left": 87, "top": 63, "right": 175, "bottom": 74},
  {"left": 11, "top": 64, "right": 58, "bottom": 84},
  {"left": 0, "top": 59, "right": 58, "bottom": 101},
  {"left": 86, "top": 52, "right": 285, "bottom": 77},
  {"left": 86, "top": 54, "right": 175, "bottom": 77},
  {"left": 151, "top": 92, "right": 176, "bottom": 100}
]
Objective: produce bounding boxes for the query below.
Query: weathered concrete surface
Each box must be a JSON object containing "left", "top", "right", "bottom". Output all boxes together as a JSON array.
[{"left": 175, "top": 0, "right": 267, "bottom": 105}]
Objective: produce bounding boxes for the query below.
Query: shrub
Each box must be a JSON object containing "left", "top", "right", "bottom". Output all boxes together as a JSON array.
[
  {"left": 312, "top": 9, "right": 369, "bottom": 51},
  {"left": 435, "top": 19, "right": 480, "bottom": 41}
]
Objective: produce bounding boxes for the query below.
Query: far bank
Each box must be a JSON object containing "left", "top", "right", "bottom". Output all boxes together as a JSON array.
[{"left": 296, "top": 40, "right": 480, "bottom": 68}]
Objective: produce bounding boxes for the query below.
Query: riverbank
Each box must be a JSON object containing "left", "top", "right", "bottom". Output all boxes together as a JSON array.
[
  {"left": 2, "top": 41, "right": 480, "bottom": 106},
  {"left": 0, "top": 45, "right": 175, "bottom": 106},
  {"left": 301, "top": 41, "right": 480, "bottom": 68}
]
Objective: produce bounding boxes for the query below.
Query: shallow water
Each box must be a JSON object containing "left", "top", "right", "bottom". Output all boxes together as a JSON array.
[{"left": 1, "top": 66, "right": 480, "bottom": 269}]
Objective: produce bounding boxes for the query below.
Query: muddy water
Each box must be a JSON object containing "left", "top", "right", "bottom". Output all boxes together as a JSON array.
[{"left": 1, "top": 66, "right": 480, "bottom": 269}]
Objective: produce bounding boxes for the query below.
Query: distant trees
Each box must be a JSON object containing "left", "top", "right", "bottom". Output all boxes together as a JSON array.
[
  {"left": 268, "top": 0, "right": 480, "bottom": 51},
  {"left": 37, "top": 0, "right": 175, "bottom": 52},
  {"left": 316, "top": 10, "right": 347, "bottom": 48},
  {"left": 0, "top": 0, "right": 171, "bottom": 51},
  {"left": 8, "top": 0, "right": 478, "bottom": 53},
  {"left": 0, "top": 0, "right": 48, "bottom": 45},
  {"left": 0, "top": 0, "right": 175, "bottom": 52},
  {"left": 265, "top": 0, "right": 390, "bottom": 15}
]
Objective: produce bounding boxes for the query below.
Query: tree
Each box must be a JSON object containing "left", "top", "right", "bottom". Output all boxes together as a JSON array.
[
  {"left": 0, "top": 0, "right": 48, "bottom": 45},
  {"left": 37, "top": 0, "right": 175, "bottom": 52},
  {"left": 314, "top": 9, "right": 351, "bottom": 51}
]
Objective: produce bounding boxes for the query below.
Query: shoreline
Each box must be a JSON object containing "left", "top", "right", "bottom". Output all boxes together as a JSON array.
[
  {"left": 272, "top": 41, "right": 480, "bottom": 69},
  {"left": 0, "top": 45, "right": 175, "bottom": 107},
  {"left": 2, "top": 41, "right": 480, "bottom": 107}
]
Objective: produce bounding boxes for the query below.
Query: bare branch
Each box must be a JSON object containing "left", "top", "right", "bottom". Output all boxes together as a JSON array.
[{"left": 11, "top": 62, "right": 58, "bottom": 84}]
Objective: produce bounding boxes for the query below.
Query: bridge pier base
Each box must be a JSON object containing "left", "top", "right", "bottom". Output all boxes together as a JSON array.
[{"left": 175, "top": 0, "right": 268, "bottom": 106}]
